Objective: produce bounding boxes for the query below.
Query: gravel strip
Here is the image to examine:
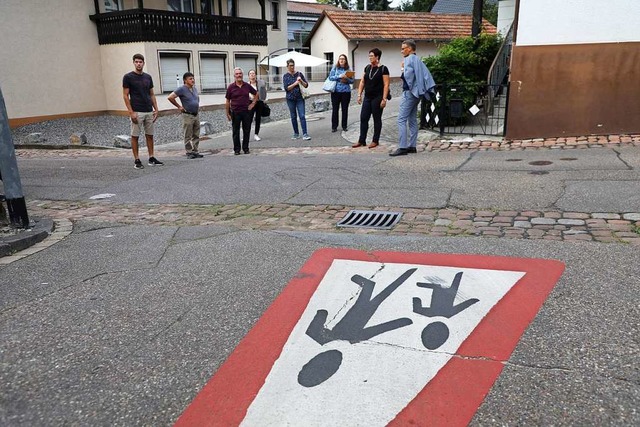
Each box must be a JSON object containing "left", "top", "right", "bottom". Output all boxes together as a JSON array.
[{"left": 11, "top": 83, "right": 403, "bottom": 148}]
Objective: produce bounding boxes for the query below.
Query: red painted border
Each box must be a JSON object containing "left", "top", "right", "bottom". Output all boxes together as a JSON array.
[{"left": 175, "top": 249, "right": 565, "bottom": 427}]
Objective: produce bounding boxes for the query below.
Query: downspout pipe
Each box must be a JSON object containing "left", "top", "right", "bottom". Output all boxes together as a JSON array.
[{"left": 351, "top": 40, "right": 360, "bottom": 75}]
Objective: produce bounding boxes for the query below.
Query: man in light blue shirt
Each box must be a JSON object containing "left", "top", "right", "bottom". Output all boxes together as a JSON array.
[{"left": 391, "top": 39, "right": 436, "bottom": 157}]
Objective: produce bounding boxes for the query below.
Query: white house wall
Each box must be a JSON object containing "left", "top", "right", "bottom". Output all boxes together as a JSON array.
[
  {"left": 497, "top": 0, "right": 515, "bottom": 35},
  {"left": 309, "top": 18, "right": 349, "bottom": 74},
  {"left": 0, "top": 0, "right": 107, "bottom": 124},
  {"left": 350, "top": 41, "right": 439, "bottom": 79},
  {"left": 517, "top": 0, "right": 640, "bottom": 46},
  {"left": 268, "top": 0, "right": 288, "bottom": 57}
]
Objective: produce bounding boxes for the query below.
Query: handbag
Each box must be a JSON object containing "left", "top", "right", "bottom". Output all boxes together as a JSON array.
[
  {"left": 261, "top": 103, "right": 271, "bottom": 117},
  {"left": 323, "top": 76, "right": 336, "bottom": 92}
]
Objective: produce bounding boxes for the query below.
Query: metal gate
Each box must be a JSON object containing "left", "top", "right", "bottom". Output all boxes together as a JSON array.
[{"left": 421, "top": 83, "right": 509, "bottom": 137}]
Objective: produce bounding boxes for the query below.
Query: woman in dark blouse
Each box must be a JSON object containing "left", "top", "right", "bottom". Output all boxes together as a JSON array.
[{"left": 354, "top": 48, "right": 390, "bottom": 149}]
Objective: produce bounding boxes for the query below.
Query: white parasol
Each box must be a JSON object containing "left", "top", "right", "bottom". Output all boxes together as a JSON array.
[{"left": 260, "top": 51, "right": 328, "bottom": 68}]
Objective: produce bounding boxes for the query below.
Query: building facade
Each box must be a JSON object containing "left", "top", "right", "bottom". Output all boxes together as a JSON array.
[
  {"left": 306, "top": 10, "right": 494, "bottom": 79},
  {"left": 287, "top": 1, "right": 339, "bottom": 51},
  {"left": 0, "top": 0, "right": 286, "bottom": 127}
]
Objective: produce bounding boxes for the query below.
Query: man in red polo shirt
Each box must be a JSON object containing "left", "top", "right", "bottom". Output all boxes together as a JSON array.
[{"left": 225, "top": 67, "right": 259, "bottom": 155}]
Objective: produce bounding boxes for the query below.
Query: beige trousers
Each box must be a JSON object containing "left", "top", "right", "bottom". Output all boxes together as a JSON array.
[{"left": 182, "top": 113, "right": 201, "bottom": 153}]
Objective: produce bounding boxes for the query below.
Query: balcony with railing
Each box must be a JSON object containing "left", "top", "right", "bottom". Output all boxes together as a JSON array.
[{"left": 90, "top": 9, "right": 269, "bottom": 46}]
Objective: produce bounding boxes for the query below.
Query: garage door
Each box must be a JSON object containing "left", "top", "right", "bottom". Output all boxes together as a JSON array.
[
  {"left": 235, "top": 56, "right": 257, "bottom": 76},
  {"left": 160, "top": 55, "right": 189, "bottom": 93},
  {"left": 200, "top": 56, "right": 226, "bottom": 91}
]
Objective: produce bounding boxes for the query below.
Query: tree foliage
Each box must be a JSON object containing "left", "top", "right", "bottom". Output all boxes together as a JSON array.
[
  {"left": 397, "top": 0, "right": 436, "bottom": 12},
  {"left": 316, "top": 0, "right": 350, "bottom": 9},
  {"left": 482, "top": 0, "right": 498, "bottom": 26},
  {"left": 355, "top": 0, "right": 391, "bottom": 11},
  {"left": 423, "top": 33, "right": 501, "bottom": 107},
  {"left": 424, "top": 33, "right": 501, "bottom": 86}
]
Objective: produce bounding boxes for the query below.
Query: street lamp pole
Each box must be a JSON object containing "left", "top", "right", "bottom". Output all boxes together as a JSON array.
[{"left": 472, "top": 0, "right": 483, "bottom": 38}]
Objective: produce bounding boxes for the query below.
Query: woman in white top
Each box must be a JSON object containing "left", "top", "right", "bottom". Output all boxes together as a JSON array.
[{"left": 248, "top": 69, "right": 267, "bottom": 141}]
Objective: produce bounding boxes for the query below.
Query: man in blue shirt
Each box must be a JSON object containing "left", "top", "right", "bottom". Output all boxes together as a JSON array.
[{"left": 391, "top": 40, "right": 436, "bottom": 157}]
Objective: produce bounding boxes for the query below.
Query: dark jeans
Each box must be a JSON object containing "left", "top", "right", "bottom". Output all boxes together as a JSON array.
[
  {"left": 252, "top": 100, "right": 264, "bottom": 135},
  {"left": 231, "top": 110, "right": 253, "bottom": 153},
  {"left": 331, "top": 91, "right": 351, "bottom": 130},
  {"left": 358, "top": 95, "right": 384, "bottom": 144}
]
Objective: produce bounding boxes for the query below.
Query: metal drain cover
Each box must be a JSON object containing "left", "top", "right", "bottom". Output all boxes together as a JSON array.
[{"left": 337, "top": 210, "right": 402, "bottom": 230}]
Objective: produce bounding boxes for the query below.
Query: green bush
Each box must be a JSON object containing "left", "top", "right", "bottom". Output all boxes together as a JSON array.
[
  {"left": 424, "top": 33, "right": 502, "bottom": 86},
  {"left": 423, "top": 33, "right": 502, "bottom": 120}
]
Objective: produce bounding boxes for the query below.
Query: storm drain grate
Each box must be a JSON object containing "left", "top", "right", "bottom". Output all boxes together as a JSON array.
[{"left": 337, "top": 210, "right": 403, "bottom": 230}]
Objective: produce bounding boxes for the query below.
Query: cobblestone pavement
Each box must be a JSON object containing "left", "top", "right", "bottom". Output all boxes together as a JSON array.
[
  {"left": 27, "top": 200, "right": 640, "bottom": 245},
  {"left": 14, "top": 134, "right": 640, "bottom": 247}
]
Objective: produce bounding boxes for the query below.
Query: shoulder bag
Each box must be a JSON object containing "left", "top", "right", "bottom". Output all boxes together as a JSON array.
[
  {"left": 323, "top": 76, "right": 337, "bottom": 92},
  {"left": 323, "top": 67, "right": 337, "bottom": 92}
]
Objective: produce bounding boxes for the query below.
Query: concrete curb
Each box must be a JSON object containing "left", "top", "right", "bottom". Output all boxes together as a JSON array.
[{"left": 0, "top": 218, "right": 53, "bottom": 257}]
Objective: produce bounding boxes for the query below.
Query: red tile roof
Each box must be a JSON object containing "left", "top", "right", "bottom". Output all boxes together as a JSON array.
[
  {"left": 319, "top": 10, "right": 496, "bottom": 41},
  {"left": 288, "top": 1, "right": 342, "bottom": 15}
]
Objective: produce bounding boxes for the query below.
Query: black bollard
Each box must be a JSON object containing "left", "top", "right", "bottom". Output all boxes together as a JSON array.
[{"left": 0, "top": 86, "right": 29, "bottom": 228}]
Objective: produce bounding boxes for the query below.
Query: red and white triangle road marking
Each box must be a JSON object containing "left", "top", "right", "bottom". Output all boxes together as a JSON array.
[{"left": 176, "top": 249, "right": 565, "bottom": 427}]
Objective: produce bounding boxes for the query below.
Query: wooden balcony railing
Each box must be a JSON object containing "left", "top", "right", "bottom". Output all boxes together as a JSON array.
[{"left": 90, "top": 9, "right": 269, "bottom": 46}]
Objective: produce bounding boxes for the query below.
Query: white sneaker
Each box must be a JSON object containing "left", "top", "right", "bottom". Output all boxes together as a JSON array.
[
  {"left": 254, "top": 135, "right": 261, "bottom": 141},
  {"left": 302, "top": 134, "right": 311, "bottom": 141}
]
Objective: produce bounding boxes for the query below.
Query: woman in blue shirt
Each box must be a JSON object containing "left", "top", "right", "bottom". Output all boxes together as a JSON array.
[
  {"left": 328, "top": 54, "right": 354, "bottom": 133},
  {"left": 282, "top": 59, "right": 311, "bottom": 140}
]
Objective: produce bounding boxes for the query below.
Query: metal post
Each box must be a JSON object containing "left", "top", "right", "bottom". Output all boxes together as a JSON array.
[
  {"left": 439, "top": 84, "right": 447, "bottom": 136},
  {"left": 0, "top": 86, "right": 29, "bottom": 228},
  {"left": 503, "top": 81, "right": 511, "bottom": 137}
]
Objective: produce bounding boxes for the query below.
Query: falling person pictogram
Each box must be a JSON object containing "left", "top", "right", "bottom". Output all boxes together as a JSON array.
[
  {"left": 298, "top": 268, "right": 417, "bottom": 388},
  {"left": 413, "top": 271, "right": 479, "bottom": 350}
]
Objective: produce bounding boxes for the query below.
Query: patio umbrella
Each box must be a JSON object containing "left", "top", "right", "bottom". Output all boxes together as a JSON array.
[{"left": 260, "top": 51, "right": 328, "bottom": 68}]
